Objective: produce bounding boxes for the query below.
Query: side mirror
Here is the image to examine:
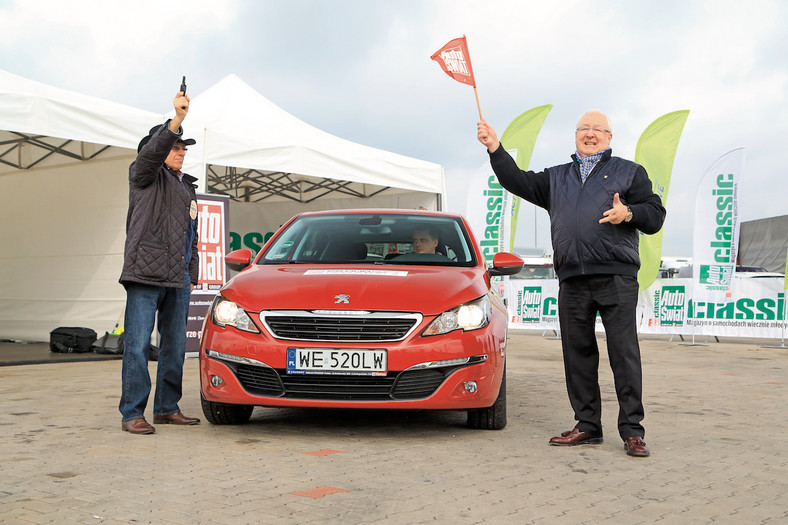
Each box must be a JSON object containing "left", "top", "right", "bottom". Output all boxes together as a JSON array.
[
  {"left": 488, "top": 252, "right": 524, "bottom": 276},
  {"left": 225, "top": 248, "right": 254, "bottom": 272}
]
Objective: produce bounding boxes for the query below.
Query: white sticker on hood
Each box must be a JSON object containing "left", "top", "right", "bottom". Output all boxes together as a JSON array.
[{"left": 305, "top": 269, "right": 408, "bottom": 277}]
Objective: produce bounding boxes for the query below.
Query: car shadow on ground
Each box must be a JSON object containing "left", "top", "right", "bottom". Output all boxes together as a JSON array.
[{"left": 225, "top": 406, "right": 474, "bottom": 437}]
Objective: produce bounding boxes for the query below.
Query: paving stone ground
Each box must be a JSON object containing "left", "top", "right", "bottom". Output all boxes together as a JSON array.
[{"left": 1, "top": 332, "right": 786, "bottom": 524}]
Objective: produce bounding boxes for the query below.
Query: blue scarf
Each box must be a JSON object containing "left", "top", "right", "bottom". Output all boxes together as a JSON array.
[{"left": 576, "top": 148, "right": 610, "bottom": 183}]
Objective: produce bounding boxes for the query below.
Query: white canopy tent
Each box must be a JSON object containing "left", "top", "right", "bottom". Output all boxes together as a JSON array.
[
  {"left": 184, "top": 74, "right": 445, "bottom": 201},
  {"left": 0, "top": 70, "right": 445, "bottom": 342},
  {"left": 181, "top": 75, "right": 445, "bottom": 250},
  {"left": 0, "top": 70, "right": 163, "bottom": 343}
]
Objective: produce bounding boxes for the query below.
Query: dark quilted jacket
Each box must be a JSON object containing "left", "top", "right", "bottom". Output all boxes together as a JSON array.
[
  {"left": 119, "top": 121, "right": 199, "bottom": 288},
  {"left": 489, "top": 145, "right": 666, "bottom": 283}
]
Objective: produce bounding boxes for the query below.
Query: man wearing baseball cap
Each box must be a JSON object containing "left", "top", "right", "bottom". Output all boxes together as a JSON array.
[{"left": 118, "top": 90, "right": 200, "bottom": 434}]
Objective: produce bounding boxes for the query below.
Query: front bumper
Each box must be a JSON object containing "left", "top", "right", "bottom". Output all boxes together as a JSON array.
[{"left": 199, "top": 322, "right": 505, "bottom": 410}]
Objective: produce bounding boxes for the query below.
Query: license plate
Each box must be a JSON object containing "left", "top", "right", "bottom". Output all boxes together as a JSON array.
[{"left": 286, "top": 348, "right": 387, "bottom": 376}]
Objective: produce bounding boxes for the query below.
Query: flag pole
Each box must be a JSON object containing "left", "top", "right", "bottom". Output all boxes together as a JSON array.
[{"left": 464, "top": 34, "right": 483, "bottom": 120}]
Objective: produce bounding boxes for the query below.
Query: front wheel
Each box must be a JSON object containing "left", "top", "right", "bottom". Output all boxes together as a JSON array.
[
  {"left": 467, "top": 365, "right": 506, "bottom": 430},
  {"left": 201, "top": 394, "right": 253, "bottom": 425}
]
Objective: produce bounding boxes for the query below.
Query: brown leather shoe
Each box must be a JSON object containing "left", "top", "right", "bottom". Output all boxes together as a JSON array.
[
  {"left": 624, "top": 436, "right": 650, "bottom": 457},
  {"left": 153, "top": 412, "right": 201, "bottom": 425},
  {"left": 549, "top": 428, "right": 603, "bottom": 446},
  {"left": 122, "top": 418, "right": 156, "bottom": 435}
]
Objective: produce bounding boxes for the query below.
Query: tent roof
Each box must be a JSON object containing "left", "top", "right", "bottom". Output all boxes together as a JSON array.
[
  {"left": 182, "top": 75, "right": 444, "bottom": 199},
  {"left": 0, "top": 69, "right": 162, "bottom": 171},
  {"left": 0, "top": 69, "right": 444, "bottom": 203}
]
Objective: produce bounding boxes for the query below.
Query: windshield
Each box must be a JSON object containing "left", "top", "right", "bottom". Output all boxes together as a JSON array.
[{"left": 260, "top": 213, "right": 476, "bottom": 266}]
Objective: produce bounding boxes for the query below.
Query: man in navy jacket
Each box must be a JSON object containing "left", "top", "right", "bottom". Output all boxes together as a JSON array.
[{"left": 478, "top": 111, "right": 665, "bottom": 457}]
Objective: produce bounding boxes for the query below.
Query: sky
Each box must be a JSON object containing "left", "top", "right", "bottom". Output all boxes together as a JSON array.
[{"left": 1, "top": 0, "right": 786, "bottom": 257}]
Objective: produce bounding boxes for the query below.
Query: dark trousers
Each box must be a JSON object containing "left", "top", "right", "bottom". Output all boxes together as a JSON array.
[{"left": 557, "top": 274, "right": 645, "bottom": 440}]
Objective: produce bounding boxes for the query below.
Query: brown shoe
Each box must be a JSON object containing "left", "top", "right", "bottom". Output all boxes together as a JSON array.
[
  {"left": 153, "top": 412, "right": 201, "bottom": 425},
  {"left": 122, "top": 418, "right": 156, "bottom": 435},
  {"left": 624, "top": 436, "right": 650, "bottom": 457},
  {"left": 549, "top": 428, "right": 603, "bottom": 446}
]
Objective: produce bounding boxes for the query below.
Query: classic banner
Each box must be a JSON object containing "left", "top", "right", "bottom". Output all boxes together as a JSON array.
[
  {"left": 634, "top": 110, "right": 690, "bottom": 291},
  {"left": 508, "top": 277, "right": 785, "bottom": 339},
  {"left": 637, "top": 277, "right": 784, "bottom": 339},
  {"left": 692, "top": 148, "right": 745, "bottom": 305},
  {"left": 465, "top": 160, "right": 513, "bottom": 267}
]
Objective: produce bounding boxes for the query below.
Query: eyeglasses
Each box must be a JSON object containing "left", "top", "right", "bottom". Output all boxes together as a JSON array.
[
  {"left": 576, "top": 126, "right": 611, "bottom": 135},
  {"left": 171, "top": 145, "right": 188, "bottom": 153}
]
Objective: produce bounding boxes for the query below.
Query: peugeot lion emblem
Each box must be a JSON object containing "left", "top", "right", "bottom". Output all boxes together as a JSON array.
[{"left": 334, "top": 294, "right": 350, "bottom": 304}]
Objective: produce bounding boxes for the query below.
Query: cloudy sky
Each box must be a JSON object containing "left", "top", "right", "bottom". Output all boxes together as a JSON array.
[{"left": 1, "top": 0, "right": 785, "bottom": 256}]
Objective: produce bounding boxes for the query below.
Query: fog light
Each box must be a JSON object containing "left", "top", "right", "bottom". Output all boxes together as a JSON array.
[
  {"left": 210, "top": 375, "right": 224, "bottom": 387},
  {"left": 464, "top": 381, "right": 477, "bottom": 393}
]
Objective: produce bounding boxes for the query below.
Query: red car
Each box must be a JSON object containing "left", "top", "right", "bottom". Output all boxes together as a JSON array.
[{"left": 199, "top": 210, "right": 523, "bottom": 429}]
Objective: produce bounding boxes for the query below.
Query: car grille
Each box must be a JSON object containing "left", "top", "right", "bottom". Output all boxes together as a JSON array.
[
  {"left": 280, "top": 373, "right": 396, "bottom": 400},
  {"left": 391, "top": 369, "right": 446, "bottom": 399},
  {"left": 261, "top": 311, "right": 422, "bottom": 342},
  {"left": 235, "top": 365, "right": 285, "bottom": 396},
  {"left": 231, "top": 363, "right": 455, "bottom": 401}
]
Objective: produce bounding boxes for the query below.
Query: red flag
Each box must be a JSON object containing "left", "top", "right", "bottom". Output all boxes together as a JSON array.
[{"left": 430, "top": 36, "right": 476, "bottom": 87}]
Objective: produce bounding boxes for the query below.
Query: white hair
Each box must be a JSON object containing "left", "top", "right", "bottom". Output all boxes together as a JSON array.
[{"left": 577, "top": 110, "right": 612, "bottom": 132}]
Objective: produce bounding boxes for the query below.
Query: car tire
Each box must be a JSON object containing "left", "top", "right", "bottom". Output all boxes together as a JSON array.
[
  {"left": 201, "top": 394, "right": 253, "bottom": 425},
  {"left": 467, "top": 365, "right": 507, "bottom": 430}
]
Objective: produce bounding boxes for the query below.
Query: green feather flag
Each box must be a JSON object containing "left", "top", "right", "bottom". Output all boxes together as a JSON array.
[
  {"left": 499, "top": 104, "right": 553, "bottom": 250},
  {"left": 634, "top": 110, "right": 690, "bottom": 291}
]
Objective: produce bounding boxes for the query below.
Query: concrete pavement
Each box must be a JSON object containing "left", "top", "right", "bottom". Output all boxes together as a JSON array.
[{"left": 1, "top": 331, "right": 786, "bottom": 524}]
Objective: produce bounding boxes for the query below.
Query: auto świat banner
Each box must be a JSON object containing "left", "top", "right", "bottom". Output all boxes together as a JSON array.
[
  {"left": 186, "top": 193, "right": 231, "bottom": 354},
  {"left": 465, "top": 105, "right": 553, "bottom": 265},
  {"left": 634, "top": 110, "right": 690, "bottom": 291},
  {"left": 430, "top": 36, "right": 476, "bottom": 87},
  {"left": 692, "top": 148, "right": 745, "bottom": 306},
  {"left": 507, "top": 279, "right": 560, "bottom": 329}
]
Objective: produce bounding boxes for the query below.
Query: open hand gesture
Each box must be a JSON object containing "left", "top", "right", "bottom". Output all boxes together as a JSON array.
[{"left": 599, "top": 193, "right": 629, "bottom": 224}]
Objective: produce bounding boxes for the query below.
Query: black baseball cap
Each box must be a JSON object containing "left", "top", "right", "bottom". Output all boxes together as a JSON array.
[{"left": 137, "top": 124, "right": 196, "bottom": 153}]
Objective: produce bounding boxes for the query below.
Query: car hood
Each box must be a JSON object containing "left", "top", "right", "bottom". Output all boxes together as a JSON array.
[{"left": 220, "top": 264, "right": 489, "bottom": 315}]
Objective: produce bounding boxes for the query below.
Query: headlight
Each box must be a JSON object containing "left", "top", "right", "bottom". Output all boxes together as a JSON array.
[
  {"left": 210, "top": 296, "right": 259, "bottom": 333},
  {"left": 423, "top": 295, "right": 492, "bottom": 336}
]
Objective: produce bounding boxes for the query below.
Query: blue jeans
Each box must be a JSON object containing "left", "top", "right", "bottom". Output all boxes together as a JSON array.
[{"left": 119, "top": 274, "right": 191, "bottom": 422}]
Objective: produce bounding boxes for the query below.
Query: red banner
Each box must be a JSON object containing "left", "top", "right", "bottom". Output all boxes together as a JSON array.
[
  {"left": 430, "top": 36, "right": 476, "bottom": 87},
  {"left": 186, "top": 193, "right": 230, "bottom": 354}
]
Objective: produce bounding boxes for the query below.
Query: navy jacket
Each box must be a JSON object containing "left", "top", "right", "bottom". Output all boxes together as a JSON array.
[{"left": 489, "top": 145, "right": 666, "bottom": 283}]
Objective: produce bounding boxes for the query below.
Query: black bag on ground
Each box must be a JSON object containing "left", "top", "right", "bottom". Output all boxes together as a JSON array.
[
  {"left": 92, "top": 332, "right": 124, "bottom": 354},
  {"left": 91, "top": 331, "right": 158, "bottom": 360},
  {"left": 49, "top": 327, "right": 97, "bottom": 353}
]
